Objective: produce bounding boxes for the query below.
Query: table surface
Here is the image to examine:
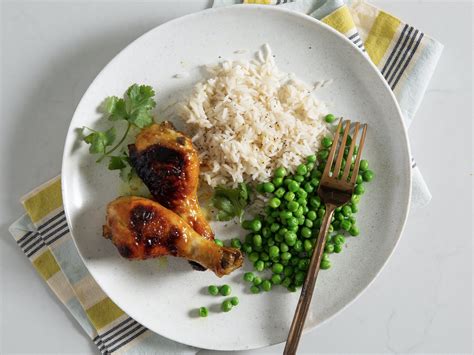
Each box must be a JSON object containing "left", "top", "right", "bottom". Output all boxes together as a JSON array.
[{"left": 0, "top": 1, "right": 472, "bottom": 354}]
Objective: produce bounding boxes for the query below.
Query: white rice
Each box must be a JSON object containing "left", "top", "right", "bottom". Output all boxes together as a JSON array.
[{"left": 180, "top": 45, "right": 330, "bottom": 187}]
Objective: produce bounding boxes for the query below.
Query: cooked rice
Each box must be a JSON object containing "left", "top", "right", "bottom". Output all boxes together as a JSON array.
[{"left": 180, "top": 45, "right": 329, "bottom": 187}]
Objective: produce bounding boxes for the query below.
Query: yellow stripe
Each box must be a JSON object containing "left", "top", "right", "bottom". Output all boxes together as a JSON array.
[
  {"left": 86, "top": 298, "right": 125, "bottom": 330},
  {"left": 364, "top": 11, "right": 401, "bottom": 65},
  {"left": 33, "top": 250, "right": 61, "bottom": 280},
  {"left": 244, "top": 0, "right": 272, "bottom": 4},
  {"left": 22, "top": 178, "right": 62, "bottom": 223},
  {"left": 322, "top": 5, "right": 355, "bottom": 35}
]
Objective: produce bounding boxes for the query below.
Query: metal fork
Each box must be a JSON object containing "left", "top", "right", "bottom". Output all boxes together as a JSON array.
[{"left": 284, "top": 119, "right": 368, "bottom": 355}]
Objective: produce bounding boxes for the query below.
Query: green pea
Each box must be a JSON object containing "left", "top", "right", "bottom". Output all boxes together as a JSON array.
[
  {"left": 261, "top": 182, "right": 274, "bottom": 193},
  {"left": 278, "top": 227, "right": 288, "bottom": 236},
  {"left": 342, "top": 205, "right": 352, "bottom": 217},
  {"left": 288, "top": 180, "right": 300, "bottom": 192},
  {"left": 208, "top": 285, "right": 219, "bottom": 295},
  {"left": 297, "top": 216, "right": 305, "bottom": 225},
  {"left": 287, "top": 218, "right": 298, "bottom": 228},
  {"left": 294, "top": 278, "right": 304, "bottom": 287},
  {"left": 271, "top": 262, "right": 284, "bottom": 274},
  {"left": 299, "top": 227, "right": 311, "bottom": 238},
  {"left": 274, "top": 167, "right": 287, "bottom": 178},
  {"left": 287, "top": 201, "right": 299, "bottom": 212},
  {"left": 254, "top": 260, "right": 265, "bottom": 271},
  {"left": 272, "top": 177, "right": 284, "bottom": 187},
  {"left": 267, "top": 239, "right": 275, "bottom": 247},
  {"left": 349, "top": 225, "right": 360, "bottom": 236},
  {"left": 269, "top": 197, "right": 281, "bottom": 209},
  {"left": 349, "top": 215, "right": 356, "bottom": 224},
  {"left": 214, "top": 239, "right": 224, "bottom": 247},
  {"left": 307, "top": 154, "right": 317, "bottom": 163},
  {"left": 199, "top": 307, "right": 209, "bottom": 317},
  {"left": 363, "top": 170, "right": 374, "bottom": 182},
  {"left": 261, "top": 227, "right": 270, "bottom": 238},
  {"left": 250, "top": 285, "right": 261, "bottom": 294},
  {"left": 351, "top": 203, "right": 358, "bottom": 213},
  {"left": 219, "top": 285, "right": 231, "bottom": 296},
  {"left": 306, "top": 162, "right": 315, "bottom": 172},
  {"left": 230, "top": 238, "right": 242, "bottom": 249},
  {"left": 284, "top": 191, "right": 295, "bottom": 201},
  {"left": 284, "top": 231, "right": 297, "bottom": 246},
  {"left": 356, "top": 174, "right": 363, "bottom": 184},
  {"left": 253, "top": 234, "right": 263, "bottom": 247},
  {"left": 303, "top": 182, "right": 313, "bottom": 193},
  {"left": 351, "top": 194, "right": 361, "bottom": 204},
  {"left": 281, "top": 277, "right": 292, "bottom": 288},
  {"left": 318, "top": 149, "right": 329, "bottom": 160},
  {"left": 295, "top": 271, "right": 305, "bottom": 283},
  {"left": 269, "top": 246, "right": 280, "bottom": 258},
  {"left": 242, "top": 243, "right": 252, "bottom": 254},
  {"left": 334, "top": 244, "right": 343, "bottom": 253},
  {"left": 322, "top": 136, "right": 333, "bottom": 148},
  {"left": 297, "top": 197, "right": 307, "bottom": 206},
  {"left": 324, "top": 243, "right": 334, "bottom": 253},
  {"left": 307, "top": 211, "right": 317, "bottom": 221},
  {"left": 320, "top": 260, "right": 331, "bottom": 269},
  {"left": 302, "top": 206, "right": 309, "bottom": 214},
  {"left": 260, "top": 252, "right": 270, "bottom": 261},
  {"left": 261, "top": 280, "right": 272, "bottom": 292},
  {"left": 280, "top": 242, "right": 289, "bottom": 252},
  {"left": 230, "top": 296, "right": 239, "bottom": 306},
  {"left": 250, "top": 219, "right": 262, "bottom": 232},
  {"left": 328, "top": 224, "right": 334, "bottom": 233},
  {"left": 294, "top": 206, "right": 304, "bottom": 218},
  {"left": 309, "top": 197, "right": 321, "bottom": 208},
  {"left": 271, "top": 274, "right": 282, "bottom": 285},
  {"left": 283, "top": 178, "right": 292, "bottom": 186},
  {"left": 310, "top": 178, "right": 320, "bottom": 188},
  {"left": 314, "top": 218, "right": 322, "bottom": 228},
  {"left": 322, "top": 252, "right": 330, "bottom": 262},
  {"left": 281, "top": 251, "right": 292, "bottom": 261},
  {"left": 293, "top": 240, "right": 303, "bottom": 253},
  {"left": 341, "top": 220, "right": 352, "bottom": 231},
  {"left": 335, "top": 212, "right": 344, "bottom": 221},
  {"left": 274, "top": 187, "right": 285, "bottom": 198},
  {"left": 249, "top": 252, "right": 259, "bottom": 262},
  {"left": 296, "top": 188, "right": 307, "bottom": 199},
  {"left": 333, "top": 234, "right": 345, "bottom": 245},
  {"left": 253, "top": 276, "right": 262, "bottom": 286},
  {"left": 324, "top": 113, "right": 336, "bottom": 123},
  {"left": 354, "top": 184, "right": 365, "bottom": 195},
  {"left": 294, "top": 175, "right": 305, "bottom": 183},
  {"left": 243, "top": 272, "right": 255, "bottom": 282},
  {"left": 303, "top": 239, "right": 313, "bottom": 252},
  {"left": 279, "top": 211, "right": 291, "bottom": 221},
  {"left": 296, "top": 164, "right": 308, "bottom": 176},
  {"left": 283, "top": 265, "right": 294, "bottom": 277},
  {"left": 359, "top": 160, "right": 369, "bottom": 171}
]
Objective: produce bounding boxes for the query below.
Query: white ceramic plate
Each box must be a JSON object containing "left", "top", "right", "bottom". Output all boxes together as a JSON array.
[{"left": 62, "top": 5, "right": 411, "bottom": 351}]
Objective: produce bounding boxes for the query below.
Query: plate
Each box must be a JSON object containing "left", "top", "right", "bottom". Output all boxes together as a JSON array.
[{"left": 62, "top": 5, "right": 411, "bottom": 351}]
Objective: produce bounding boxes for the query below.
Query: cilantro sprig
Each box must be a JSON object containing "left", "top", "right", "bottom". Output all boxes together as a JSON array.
[
  {"left": 212, "top": 183, "right": 251, "bottom": 222},
  {"left": 82, "top": 84, "right": 156, "bottom": 174}
]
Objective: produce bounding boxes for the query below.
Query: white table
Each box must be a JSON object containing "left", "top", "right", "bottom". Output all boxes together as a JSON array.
[{"left": 0, "top": 1, "right": 472, "bottom": 353}]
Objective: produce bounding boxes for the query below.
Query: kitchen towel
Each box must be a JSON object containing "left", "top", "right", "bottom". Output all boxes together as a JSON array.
[
  {"left": 9, "top": 176, "right": 196, "bottom": 355},
  {"left": 214, "top": 0, "right": 443, "bottom": 208},
  {"left": 9, "top": 1, "right": 442, "bottom": 354}
]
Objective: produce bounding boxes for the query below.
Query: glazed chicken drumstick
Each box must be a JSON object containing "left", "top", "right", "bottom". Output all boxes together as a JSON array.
[
  {"left": 103, "top": 196, "right": 243, "bottom": 277},
  {"left": 128, "top": 122, "right": 214, "bottom": 240}
]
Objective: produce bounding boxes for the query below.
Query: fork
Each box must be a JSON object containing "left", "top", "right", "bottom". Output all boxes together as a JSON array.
[{"left": 283, "top": 119, "right": 368, "bottom": 355}]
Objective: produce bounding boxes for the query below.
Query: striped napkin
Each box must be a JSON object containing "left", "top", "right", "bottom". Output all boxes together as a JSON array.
[{"left": 9, "top": 1, "right": 442, "bottom": 353}]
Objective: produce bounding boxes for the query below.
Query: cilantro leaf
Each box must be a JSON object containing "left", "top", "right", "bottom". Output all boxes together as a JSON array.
[
  {"left": 104, "top": 96, "right": 127, "bottom": 121},
  {"left": 108, "top": 155, "right": 128, "bottom": 170},
  {"left": 83, "top": 127, "right": 116, "bottom": 154},
  {"left": 212, "top": 183, "right": 251, "bottom": 222},
  {"left": 125, "top": 84, "right": 156, "bottom": 128}
]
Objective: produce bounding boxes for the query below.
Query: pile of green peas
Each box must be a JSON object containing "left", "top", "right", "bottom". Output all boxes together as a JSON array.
[{"left": 239, "top": 128, "right": 374, "bottom": 293}]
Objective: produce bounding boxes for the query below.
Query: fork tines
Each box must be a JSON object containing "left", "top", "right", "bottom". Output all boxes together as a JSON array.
[{"left": 323, "top": 119, "right": 367, "bottom": 183}]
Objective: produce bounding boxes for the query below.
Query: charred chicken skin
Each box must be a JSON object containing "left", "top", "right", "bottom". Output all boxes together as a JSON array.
[
  {"left": 128, "top": 122, "right": 214, "bottom": 240},
  {"left": 103, "top": 196, "right": 243, "bottom": 277}
]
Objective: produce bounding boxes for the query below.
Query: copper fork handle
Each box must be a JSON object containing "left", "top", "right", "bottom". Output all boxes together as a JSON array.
[{"left": 283, "top": 204, "right": 336, "bottom": 355}]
